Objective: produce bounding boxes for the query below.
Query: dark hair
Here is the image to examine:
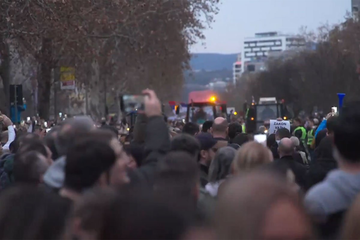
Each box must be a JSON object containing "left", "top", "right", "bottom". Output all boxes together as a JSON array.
[
  {"left": 232, "top": 133, "right": 249, "bottom": 147},
  {"left": 276, "top": 128, "right": 291, "bottom": 139},
  {"left": 156, "top": 151, "right": 199, "bottom": 190},
  {"left": 11, "top": 133, "right": 40, "bottom": 154},
  {"left": 228, "top": 122, "right": 242, "bottom": 140},
  {"left": 65, "top": 139, "right": 116, "bottom": 192},
  {"left": 333, "top": 102, "right": 360, "bottom": 162},
  {"left": 93, "top": 190, "right": 188, "bottom": 240},
  {"left": 182, "top": 122, "right": 199, "bottom": 136},
  {"left": 267, "top": 134, "right": 276, "bottom": 148},
  {"left": 17, "top": 139, "right": 48, "bottom": 158},
  {"left": 44, "top": 126, "right": 60, "bottom": 160},
  {"left": 315, "top": 129, "right": 327, "bottom": 148},
  {"left": 202, "top": 121, "right": 213, "bottom": 133},
  {"left": 326, "top": 116, "right": 337, "bottom": 134},
  {"left": 293, "top": 117, "right": 302, "bottom": 125},
  {"left": 170, "top": 134, "right": 200, "bottom": 159},
  {"left": 0, "top": 185, "right": 70, "bottom": 239},
  {"left": 99, "top": 124, "right": 118, "bottom": 138},
  {"left": 123, "top": 143, "right": 144, "bottom": 167},
  {"left": 13, "top": 151, "right": 49, "bottom": 184},
  {"left": 154, "top": 151, "right": 199, "bottom": 222}
]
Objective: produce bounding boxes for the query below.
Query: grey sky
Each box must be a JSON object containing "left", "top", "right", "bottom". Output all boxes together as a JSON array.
[{"left": 191, "top": 0, "right": 351, "bottom": 54}]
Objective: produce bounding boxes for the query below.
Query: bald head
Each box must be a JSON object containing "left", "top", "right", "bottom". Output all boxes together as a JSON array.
[
  {"left": 278, "top": 138, "right": 294, "bottom": 157},
  {"left": 212, "top": 117, "right": 228, "bottom": 137}
]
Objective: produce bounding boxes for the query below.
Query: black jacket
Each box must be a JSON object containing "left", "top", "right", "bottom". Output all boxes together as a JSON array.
[
  {"left": 271, "top": 142, "right": 279, "bottom": 159},
  {"left": 306, "top": 136, "right": 337, "bottom": 190},
  {"left": 305, "top": 158, "right": 337, "bottom": 191},
  {"left": 128, "top": 116, "right": 170, "bottom": 186},
  {"left": 275, "top": 155, "right": 307, "bottom": 189}
]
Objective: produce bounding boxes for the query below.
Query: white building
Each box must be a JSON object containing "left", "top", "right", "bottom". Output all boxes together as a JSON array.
[
  {"left": 232, "top": 54, "right": 241, "bottom": 84},
  {"left": 241, "top": 32, "right": 305, "bottom": 73}
]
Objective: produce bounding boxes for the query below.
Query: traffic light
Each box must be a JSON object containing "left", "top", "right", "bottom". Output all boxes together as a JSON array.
[{"left": 9, "top": 85, "right": 23, "bottom": 105}]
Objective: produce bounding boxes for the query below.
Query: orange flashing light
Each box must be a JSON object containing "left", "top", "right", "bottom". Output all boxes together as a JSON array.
[
  {"left": 251, "top": 117, "right": 254, "bottom": 121},
  {"left": 210, "top": 96, "right": 216, "bottom": 102}
]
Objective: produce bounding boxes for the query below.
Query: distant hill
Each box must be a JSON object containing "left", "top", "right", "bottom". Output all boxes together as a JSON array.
[
  {"left": 184, "top": 69, "right": 232, "bottom": 85},
  {"left": 190, "top": 53, "right": 238, "bottom": 71}
]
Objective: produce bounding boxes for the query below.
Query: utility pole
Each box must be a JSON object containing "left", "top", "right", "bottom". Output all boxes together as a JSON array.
[
  {"left": 14, "top": 85, "right": 17, "bottom": 124},
  {"left": 85, "top": 85, "right": 89, "bottom": 116},
  {"left": 53, "top": 67, "right": 59, "bottom": 119},
  {"left": 104, "top": 77, "right": 107, "bottom": 117}
]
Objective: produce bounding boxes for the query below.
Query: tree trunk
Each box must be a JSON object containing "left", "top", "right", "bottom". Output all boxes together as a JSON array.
[
  {"left": 38, "top": 38, "right": 52, "bottom": 119},
  {"left": 0, "top": 40, "right": 10, "bottom": 115}
]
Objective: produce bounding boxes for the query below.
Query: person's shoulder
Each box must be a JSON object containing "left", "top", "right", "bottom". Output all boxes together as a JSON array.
[{"left": 305, "top": 175, "right": 337, "bottom": 204}]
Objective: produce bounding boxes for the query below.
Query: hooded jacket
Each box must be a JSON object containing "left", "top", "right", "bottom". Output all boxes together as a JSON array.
[
  {"left": 305, "top": 169, "right": 360, "bottom": 218},
  {"left": 43, "top": 156, "right": 66, "bottom": 190}
]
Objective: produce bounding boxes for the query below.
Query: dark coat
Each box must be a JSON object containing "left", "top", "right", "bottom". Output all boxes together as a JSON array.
[
  {"left": 275, "top": 155, "right": 307, "bottom": 189},
  {"left": 128, "top": 116, "right": 170, "bottom": 186}
]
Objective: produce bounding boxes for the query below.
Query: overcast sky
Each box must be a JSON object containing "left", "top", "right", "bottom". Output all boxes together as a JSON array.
[{"left": 190, "top": 0, "right": 351, "bottom": 54}]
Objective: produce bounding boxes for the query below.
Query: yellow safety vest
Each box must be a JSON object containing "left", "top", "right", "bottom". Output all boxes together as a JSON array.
[{"left": 293, "top": 126, "right": 307, "bottom": 143}]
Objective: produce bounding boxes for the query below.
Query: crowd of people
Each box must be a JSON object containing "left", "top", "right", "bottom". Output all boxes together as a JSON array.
[{"left": 0, "top": 89, "right": 360, "bottom": 239}]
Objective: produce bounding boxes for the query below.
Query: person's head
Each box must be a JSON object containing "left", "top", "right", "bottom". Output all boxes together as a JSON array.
[
  {"left": 228, "top": 122, "right": 242, "bottom": 141},
  {"left": 13, "top": 151, "right": 50, "bottom": 184},
  {"left": 233, "top": 141, "right": 273, "bottom": 174},
  {"left": 208, "top": 147, "right": 236, "bottom": 183},
  {"left": 202, "top": 121, "right": 213, "bottom": 133},
  {"left": 267, "top": 134, "right": 276, "bottom": 148},
  {"left": 326, "top": 116, "right": 337, "bottom": 136},
  {"left": 313, "top": 118, "right": 319, "bottom": 126},
  {"left": 333, "top": 102, "right": 360, "bottom": 164},
  {"left": 307, "top": 118, "right": 314, "bottom": 128},
  {"left": 154, "top": 151, "right": 200, "bottom": 221},
  {"left": 64, "top": 130, "right": 129, "bottom": 193},
  {"left": 290, "top": 136, "right": 300, "bottom": 151},
  {"left": 275, "top": 128, "right": 291, "bottom": 141},
  {"left": 71, "top": 188, "right": 188, "bottom": 240},
  {"left": 171, "top": 134, "right": 201, "bottom": 159},
  {"left": 55, "top": 117, "right": 95, "bottom": 157},
  {"left": 315, "top": 129, "right": 327, "bottom": 148},
  {"left": 232, "top": 133, "right": 250, "bottom": 147},
  {"left": 215, "top": 172, "right": 313, "bottom": 240},
  {"left": 258, "top": 125, "right": 266, "bottom": 134},
  {"left": 44, "top": 126, "right": 60, "bottom": 160},
  {"left": 0, "top": 186, "right": 70, "bottom": 240},
  {"left": 212, "top": 117, "right": 228, "bottom": 138},
  {"left": 195, "top": 133, "right": 217, "bottom": 166},
  {"left": 293, "top": 117, "right": 302, "bottom": 127},
  {"left": 182, "top": 122, "right": 200, "bottom": 136},
  {"left": 278, "top": 138, "right": 294, "bottom": 158},
  {"left": 123, "top": 143, "right": 144, "bottom": 169},
  {"left": 17, "top": 139, "right": 52, "bottom": 165},
  {"left": 156, "top": 151, "right": 199, "bottom": 198}
]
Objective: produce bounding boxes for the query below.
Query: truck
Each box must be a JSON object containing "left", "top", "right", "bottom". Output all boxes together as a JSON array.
[
  {"left": 246, "top": 97, "right": 289, "bottom": 133},
  {"left": 170, "top": 90, "right": 228, "bottom": 124}
]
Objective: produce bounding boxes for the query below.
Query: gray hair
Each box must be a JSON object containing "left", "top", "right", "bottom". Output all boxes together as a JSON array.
[
  {"left": 208, "top": 147, "right": 236, "bottom": 183},
  {"left": 55, "top": 117, "right": 95, "bottom": 157},
  {"left": 290, "top": 136, "right": 300, "bottom": 147}
]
